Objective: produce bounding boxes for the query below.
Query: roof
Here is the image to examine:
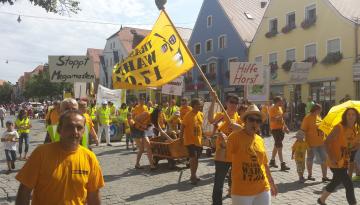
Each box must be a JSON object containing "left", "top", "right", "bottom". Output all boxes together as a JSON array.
[
  {"left": 86, "top": 48, "right": 103, "bottom": 78},
  {"left": 108, "top": 27, "right": 150, "bottom": 53},
  {"left": 218, "top": 0, "right": 268, "bottom": 47},
  {"left": 0, "top": 80, "right": 5, "bottom": 86},
  {"left": 327, "top": 0, "right": 360, "bottom": 23},
  {"left": 176, "top": 27, "right": 193, "bottom": 45},
  {"left": 31, "top": 65, "right": 44, "bottom": 75}
]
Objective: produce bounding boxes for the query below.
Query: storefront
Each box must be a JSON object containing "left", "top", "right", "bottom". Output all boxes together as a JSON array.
[{"left": 308, "top": 78, "right": 336, "bottom": 115}]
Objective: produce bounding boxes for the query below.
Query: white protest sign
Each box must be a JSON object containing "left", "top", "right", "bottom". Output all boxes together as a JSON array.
[
  {"left": 48, "top": 56, "right": 95, "bottom": 82},
  {"left": 161, "top": 76, "right": 184, "bottom": 96},
  {"left": 74, "top": 82, "right": 87, "bottom": 99},
  {"left": 288, "top": 62, "right": 312, "bottom": 84},
  {"left": 229, "top": 62, "right": 264, "bottom": 85},
  {"left": 202, "top": 102, "right": 221, "bottom": 136},
  {"left": 96, "top": 85, "right": 125, "bottom": 109},
  {"left": 247, "top": 65, "right": 270, "bottom": 102}
]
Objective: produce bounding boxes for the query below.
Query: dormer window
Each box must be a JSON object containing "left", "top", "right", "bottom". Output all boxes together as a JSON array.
[
  {"left": 207, "top": 15, "right": 213, "bottom": 28},
  {"left": 244, "top": 12, "right": 253, "bottom": 19}
]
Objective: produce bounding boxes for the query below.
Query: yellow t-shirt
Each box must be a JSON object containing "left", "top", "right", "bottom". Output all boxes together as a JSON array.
[
  {"left": 182, "top": 111, "right": 203, "bottom": 146},
  {"left": 327, "top": 124, "right": 349, "bottom": 168},
  {"left": 301, "top": 113, "right": 324, "bottom": 147},
  {"left": 16, "top": 142, "right": 105, "bottom": 205},
  {"left": 83, "top": 113, "right": 94, "bottom": 130},
  {"left": 292, "top": 140, "right": 308, "bottom": 162},
  {"left": 180, "top": 106, "right": 192, "bottom": 120},
  {"left": 168, "top": 116, "right": 181, "bottom": 131},
  {"left": 213, "top": 112, "right": 241, "bottom": 136},
  {"left": 227, "top": 130, "right": 270, "bottom": 196},
  {"left": 132, "top": 105, "right": 149, "bottom": 118},
  {"left": 269, "top": 105, "right": 284, "bottom": 130},
  {"left": 46, "top": 109, "right": 59, "bottom": 125}
]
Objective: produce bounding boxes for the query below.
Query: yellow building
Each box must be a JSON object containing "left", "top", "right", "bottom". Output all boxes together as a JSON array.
[{"left": 249, "top": 0, "right": 360, "bottom": 113}]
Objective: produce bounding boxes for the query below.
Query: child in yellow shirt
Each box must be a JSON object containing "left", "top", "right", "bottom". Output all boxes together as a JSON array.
[{"left": 291, "top": 130, "right": 308, "bottom": 183}]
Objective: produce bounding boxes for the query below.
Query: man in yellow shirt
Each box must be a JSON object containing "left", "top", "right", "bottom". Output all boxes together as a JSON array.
[
  {"left": 181, "top": 98, "right": 203, "bottom": 185},
  {"left": 132, "top": 97, "right": 149, "bottom": 119},
  {"left": 97, "top": 100, "right": 112, "bottom": 146},
  {"left": 15, "top": 110, "right": 104, "bottom": 205},
  {"left": 79, "top": 100, "right": 99, "bottom": 147},
  {"left": 269, "top": 96, "right": 290, "bottom": 171},
  {"left": 180, "top": 97, "right": 192, "bottom": 120}
]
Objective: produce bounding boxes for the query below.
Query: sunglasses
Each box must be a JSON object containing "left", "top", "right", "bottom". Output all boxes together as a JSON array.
[{"left": 247, "top": 116, "right": 262, "bottom": 124}]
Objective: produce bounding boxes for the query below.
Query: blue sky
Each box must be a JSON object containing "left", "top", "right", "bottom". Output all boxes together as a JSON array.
[{"left": 0, "top": 0, "right": 203, "bottom": 84}]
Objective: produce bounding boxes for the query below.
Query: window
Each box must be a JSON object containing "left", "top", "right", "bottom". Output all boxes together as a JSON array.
[
  {"left": 269, "top": 19, "right": 278, "bottom": 33},
  {"left": 286, "top": 12, "right": 296, "bottom": 27},
  {"left": 209, "top": 63, "right": 216, "bottom": 73},
  {"left": 206, "top": 39, "right": 213, "bottom": 53},
  {"left": 194, "top": 43, "right": 201, "bottom": 55},
  {"left": 305, "top": 43, "right": 316, "bottom": 59},
  {"left": 327, "top": 38, "right": 340, "bottom": 53},
  {"left": 218, "top": 35, "right": 226, "bottom": 49},
  {"left": 255, "top": 56, "right": 263, "bottom": 64},
  {"left": 244, "top": 12, "right": 253, "bottom": 19},
  {"left": 269, "top": 53, "right": 277, "bottom": 64},
  {"left": 286, "top": 49, "right": 296, "bottom": 61},
  {"left": 305, "top": 4, "right": 316, "bottom": 20},
  {"left": 201, "top": 64, "right": 207, "bottom": 73},
  {"left": 207, "top": 15, "right": 212, "bottom": 27}
]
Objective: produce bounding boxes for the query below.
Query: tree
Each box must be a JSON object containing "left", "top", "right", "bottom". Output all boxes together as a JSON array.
[
  {"left": 23, "top": 70, "right": 72, "bottom": 100},
  {"left": 0, "top": 81, "right": 13, "bottom": 104},
  {"left": 1, "top": 0, "right": 80, "bottom": 15}
]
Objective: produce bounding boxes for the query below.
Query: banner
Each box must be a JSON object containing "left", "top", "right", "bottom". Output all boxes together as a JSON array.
[
  {"left": 161, "top": 76, "right": 184, "bottom": 96},
  {"left": 112, "top": 11, "right": 195, "bottom": 89},
  {"left": 247, "top": 65, "right": 270, "bottom": 102},
  {"left": 74, "top": 82, "right": 87, "bottom": 99},
  {"left": 48, "top": 56, "right": 95, "bottom": 82},
  {"left": 96, "top": 85, "right": 125, "bottom": 109},
  {"left": 229, "top": 62, "right": 264, "bottom": 85},
  {"left": 288, "top": 62, "right": 312, "bottom": 84},
  {"left": 202, "top": 102, "right": 221, "bottom": 136}
]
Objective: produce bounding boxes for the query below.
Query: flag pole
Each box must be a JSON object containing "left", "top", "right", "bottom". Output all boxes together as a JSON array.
[{"left": 160, "top": 8, "right": 232, "bottom": 123}]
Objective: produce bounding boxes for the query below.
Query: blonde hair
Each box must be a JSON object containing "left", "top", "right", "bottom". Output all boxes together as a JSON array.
[{"left": 60, "top": 98, "right": 78, "bottom": 113}]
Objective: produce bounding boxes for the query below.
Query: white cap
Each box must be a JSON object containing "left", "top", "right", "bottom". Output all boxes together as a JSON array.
[{"left": 102, "top": 100, "right": 108, "bottom": 105}]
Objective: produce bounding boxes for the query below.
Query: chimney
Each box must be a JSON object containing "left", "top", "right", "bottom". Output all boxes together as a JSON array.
[{"left": 261, "top": 1, "right": 267, "bottom": 8}]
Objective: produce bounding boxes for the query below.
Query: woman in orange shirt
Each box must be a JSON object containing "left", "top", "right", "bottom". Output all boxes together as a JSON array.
[
  {"left": 227, "top": 104, "right": 277, "bottom": 205},
  {"left": 318, "top": 108, "right": 358, "bottom": 205}
]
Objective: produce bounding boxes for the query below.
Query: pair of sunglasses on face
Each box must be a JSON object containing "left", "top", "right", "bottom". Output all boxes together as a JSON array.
[{"left": 247, "top": 116, "right": 262, "bottom": 124}]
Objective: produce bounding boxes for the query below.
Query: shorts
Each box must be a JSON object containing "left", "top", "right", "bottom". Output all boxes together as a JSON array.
[
  {"left": 350, "top": 150, "right": 358, "bottom": 163},
  {"left": 307, "top": 146, "right": 327, "bottom": 164},
  {"left": 271, "top": 129, "right": 284, "bottom": 148},
  {"left": 296, "top": 160, "right": 305, "bottom": 175},
  {"left": 186, "top": 145, "right": 202, "bottom": 158},
  {"left": 131, "top": 128, "right": 145, "bottom": 139},
  {"left": 5, "top": 150, "right": 16, "bottom": 162},
  {"left": 232, "top": 190, "right": 271, "bottom": 205}
]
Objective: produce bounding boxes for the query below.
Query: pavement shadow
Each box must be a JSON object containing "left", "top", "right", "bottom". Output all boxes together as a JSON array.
[
  {"left": 277, "top": 181, "right": 323, "bottom": 193},
  {"left": 124, "top": 172, "right": 213, "bottom": 202},
  {"left": 96, "top": 148, "right": 122, "bottom": 156}
]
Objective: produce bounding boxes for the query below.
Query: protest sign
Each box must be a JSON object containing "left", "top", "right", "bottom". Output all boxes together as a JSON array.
[
  {"left": 229, "top": 62, "right": 264, "bottom": 85},
  {"left": 48, "top": 56, "right": 95, "bottom": 82},
  {"left": 202, "top": 102, "right": 221, "bottom": 136},
  {"left": 247, "top": 65, "right": 270, "bottom": 102},
  {"left": 74, "top": 82, "right": 87, "bottom": 99},
  {"left": 288, "top": 62, "right": 312, "bottom": 84},
  {"left": 96, "top": 85, "right": 125, "bottom": 109},
  {"left": 161, "top": 76, "right": 184, "bottom": 96}
]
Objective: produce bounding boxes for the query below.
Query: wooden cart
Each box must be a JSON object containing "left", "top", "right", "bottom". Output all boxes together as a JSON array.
[{"left": 150, "top": 137, "right": 189, "bottom": 169}]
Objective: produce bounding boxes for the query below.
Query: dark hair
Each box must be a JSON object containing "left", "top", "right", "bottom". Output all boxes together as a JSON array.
[
  {"left": 238, "top": 104, "right": 248, "bottom": 113},
  {"left": 57, "top": 110, "right": 85, "bottom": 132},
  {"left": 226, "top": 94, "right": 240, "bottom": 103},
  {"left": 190, "top": 98, "right": 201, "bottom": 108},
  {"left": 5, "top": 121, "right": 13, "bottom": 126},
  {"left": 150, "top": 107, "right": 162, "bottom": 128},
  {"left": 17, "top": 109, "right": 27, "bottom": 120},
  {"left": 121, "top": 103, "right": 127, "bottom": 109},
  {"left": 273, "top": 96, "right": 282, "bottom": 104},
  {"left": 310, "top": 103, "right": 322, "bottom": 113},
  {"left": 341, "top": 108, "right": 360, "bottom": 127}
]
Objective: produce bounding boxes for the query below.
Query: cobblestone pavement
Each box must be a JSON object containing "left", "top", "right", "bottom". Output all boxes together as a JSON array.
[{"left": 0, "top": 115, "right": 359, "bottom": 204}]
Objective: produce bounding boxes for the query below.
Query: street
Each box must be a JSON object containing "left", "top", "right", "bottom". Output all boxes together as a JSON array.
[{"left": 0, "top": 116, "right": 359, "bottom": 205}]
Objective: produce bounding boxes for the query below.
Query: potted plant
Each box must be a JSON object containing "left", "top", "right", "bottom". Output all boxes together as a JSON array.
[
  {"left": 301, "top": 16, "right": 317, "bottom": 29},
  {"left": 281, "top": 24, "right": 296, "bottom": 34},
  {"left": 303, "top": 56, "right": 318, "bottom": 66},
  {"left": 265, "top": 30, "right": 278, "bottom": 38},
  {"left": 321, "top": 52, "right": 343, "bottom": 65},
  {"left": 281, "top": 60, "right": 294, "bottom": 72}
]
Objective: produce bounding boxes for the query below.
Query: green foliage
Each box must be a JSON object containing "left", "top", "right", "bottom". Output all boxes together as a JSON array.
[
  {"left": 281, "top": 60, "right": 294, "bottom": 72},
  {"left": 0, "top": 82, "right": 13, "bottom": 104},
  {"left": 23, "top": 70, "right": 72, "bottom": 100},
  {"left": 321, "top": 52, "right": 343, "bottom": 65},
  {"left": 1, "top": 0, "right": 80, "bottom": 15}
]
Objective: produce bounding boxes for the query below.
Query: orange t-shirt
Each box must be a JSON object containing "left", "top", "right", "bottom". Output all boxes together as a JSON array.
[
  {"left": 227, "top": 130, "right": 270, "bottom": 196},
  {"left": 301, "top": 113, "right": 324, "bottom": 147},
  {"left": 46, "top": 109, "right": 59, "bottom": 125},
  {"left": 327, "top": 124, "right": 350, "bottom": 168},
  {"left": 134, "top": 112, "right": 151, "bottom": 131},
  {"left": 213, "top": 112, "right": 241, "bottom": 136},
  {"left": 180, "top": 106, "right": 192, "bottom": 120},
  {"left": 269, "top": 105, "right": 284, "bottom": 130},
  {"left": 132, "top": 105, "right": 149, "bottom": 118},
  {"left": 83, "top": 113, "right": 94, "bottom": 130},
  {"left": 182, "top": 111, "right": 203, "bottom": 146}
]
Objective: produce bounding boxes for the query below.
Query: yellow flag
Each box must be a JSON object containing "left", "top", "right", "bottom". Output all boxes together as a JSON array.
[{"left": 112, "top": 11, "right": 195, "bottom": 89}]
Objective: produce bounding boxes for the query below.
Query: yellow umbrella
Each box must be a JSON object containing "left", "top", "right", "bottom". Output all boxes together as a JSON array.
[{"left": 319, "top": 100, "right": 360, "bottom": 135}]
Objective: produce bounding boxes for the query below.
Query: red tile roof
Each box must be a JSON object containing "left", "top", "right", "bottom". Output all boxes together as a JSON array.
[{"left": 108, "top": 27, "right": 151, "bottom": 53}]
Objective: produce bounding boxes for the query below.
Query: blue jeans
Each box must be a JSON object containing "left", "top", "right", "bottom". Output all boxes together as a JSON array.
[
  {"left": 19, "top": 133, "right": 29, "bottom": 154},
  {"left": 212, "top": 161, "right": 231, "bottom": 205}
]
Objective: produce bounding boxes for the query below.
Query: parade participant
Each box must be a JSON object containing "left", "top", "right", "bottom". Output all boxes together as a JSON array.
[
  {"left": 305, "top": 96, "right": 315, "bottom": 114},
  {"left": 88, "top": 101, "right": 97, "bottom": 123},
  {"left": 227, "top": 104, "right": 277, "bottom": 205},
  {"left": 269, "top": 96, "right": 290, "bottom": 171},
  {"left": 108, "top": 101, "right": 117, "bottom": 122},
  {"left": 167, "top": 111, "right": 181, "bottom": 133},
  {"left": 132, "top": 97, "right": 149, "bottom": 118},
  {"left": 148, "top": 101, "right": 154, "bottom": 113},
  {"left": 125, "top": 113, "right": 136, "bottom": 150},
  {"left": 1, "top": 121, "right": 19, "bottom": 174},
  {"left": 237, "top": 104, "right": 248, "bottom": 127},
  {"left": 261, "top": 101, "right": 271, "bottom": 137},
  {"left": 0, "top": 105, "right": 6, "bottom": 128},
  {"left": 15, "top": 109, "right": 31, "bottom": 160},
  {"left": 15, "top": 110, "right": 104, "bottom": 205},
  {"left": 181, "top": 98, "right": 203, "bottom": 185},
  {"left": 150, "top": 107, "right": 173, "bottom": 141},
  {"left": 180, "top": 97, "right": 192, "bottom": 120},
  {"left": 78, "top": 101, "right": 99, "bottom": 147},
  {"left": 162, "top": 101, "right": 169, "bottom": 118},
  {"left": 44, "top": 101, "right": 60, "bottom": 143},
  {"left": 291, "top": 130, "right": 308, "bottom": 183},
  {"left": 318, "top": 108, "right": 358, "bottom": 205},
  {"left": 208, "top": 92, "right": 241, "bottom": 205},
  {"left": 166, "top": 99, "right": 179, "bottom": 121},
  {"left": 118, "top": 103, "right": 129, "bottom": 139},
  {"left": 97, "top": 100, "right": 112, "bottom": 146},
  {"left": 301, "top": 104, "right": 330, "bottom": 182}
]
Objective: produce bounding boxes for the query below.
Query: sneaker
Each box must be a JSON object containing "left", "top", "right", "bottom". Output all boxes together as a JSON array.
[
  {"left": 11, "top": 161, "right": 15, "bottom": 169},
  {"left": 352, "top": 175, "right": 360, "bottom": 182},
  {"left": 299, "top": 177, "right": 306, "bottom": 183},
  {"left": 190, "top": 177, "right": 198, "bottom": 185},
  {"left": 269, "top": 159, "right": 278, "bottom": 168},
  {"left": 322, "top": 177, "right": 331, "bottom": 182},
  {"left": 280, "top": 162, "right": 290, "bottom": 171},
  {"left": 308, "top": 176, "right": 316, "bottom": 181},
  {"left": 317, "top": 198, "right": 327, "bottom": 205}
]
